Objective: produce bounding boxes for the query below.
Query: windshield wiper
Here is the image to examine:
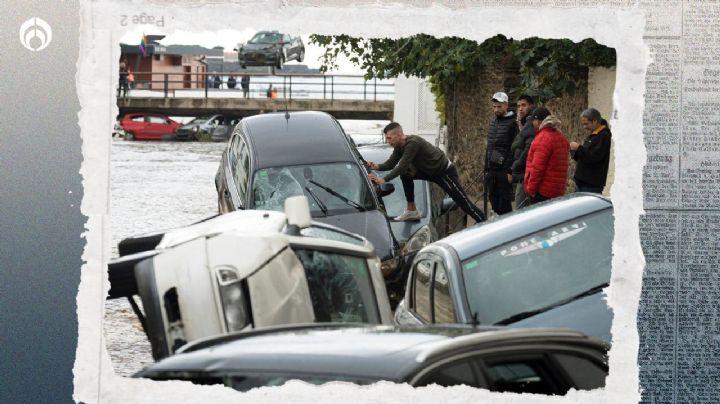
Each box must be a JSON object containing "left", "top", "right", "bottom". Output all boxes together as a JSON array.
[
  {"left": 308, "top": 180, "right": 366, "bottom": 212},
  {"left": 495, "top": 282, "right": 610, "bottom": 325},
  {"left": 304, "top": 186, "right": 328, "bottom": 216}
]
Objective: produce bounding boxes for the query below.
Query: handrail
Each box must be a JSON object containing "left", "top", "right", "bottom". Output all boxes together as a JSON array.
[{"left": 117, "top": 71, "right": 395, "bottom": 101}]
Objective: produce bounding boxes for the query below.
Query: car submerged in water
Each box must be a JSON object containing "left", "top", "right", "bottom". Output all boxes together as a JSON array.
[
  {"left": 394, "top": 193, "right": 614, "bottom": 344},
  {"left": 107, "top": 196, "right": 393, "bottom": 360}
]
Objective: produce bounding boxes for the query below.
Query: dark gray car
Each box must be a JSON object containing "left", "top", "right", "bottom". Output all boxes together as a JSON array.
[
  {"left": 214, "top": 111, "right": 401, "bottom": 276},
  {"left": 135, "top": 323, "right": 609, "bottom": 395},
  {"left": 236, "top": 31, "right": 304, "bottom": 70},
  {"left": 394, "top": 193, "right": 614, "bottom": 344},
  {"left": 175, "top": 114, "right": 241, "bottom": 141}
]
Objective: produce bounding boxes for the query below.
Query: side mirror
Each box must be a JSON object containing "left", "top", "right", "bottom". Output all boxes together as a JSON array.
[
  {"left": 440, "top": 196, "right": 456, "bottom": 214},
  {"left": 285, "top": 195, "right": 311, "bottom": 235},
  {"left": 377, "top": 182, "right": 395, "bottom": 197}
]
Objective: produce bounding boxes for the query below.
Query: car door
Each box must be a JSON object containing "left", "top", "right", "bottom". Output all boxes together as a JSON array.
[
  {"left": 400, "top": 253, "right": 458, "bottom": 325},
  {"left": 145, "top": 115, "right": 171, "bottom": 140}
]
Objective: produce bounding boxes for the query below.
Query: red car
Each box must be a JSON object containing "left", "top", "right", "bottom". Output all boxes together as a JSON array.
[{"left": 119, "top": 113, "right": 181, "bottom": 141}]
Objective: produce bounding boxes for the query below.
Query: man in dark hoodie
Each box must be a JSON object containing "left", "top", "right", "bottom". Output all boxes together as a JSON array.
[
  {"left": 509, "top": 94, "right": 536, "bottom": 208},
  {"left": 485, "top": 91, "right": 519, "bottom": 215}
]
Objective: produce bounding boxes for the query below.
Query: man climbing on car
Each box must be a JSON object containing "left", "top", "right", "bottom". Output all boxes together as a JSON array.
[{"left": 366, "top": 122, "right": 486, "bottom": 223}]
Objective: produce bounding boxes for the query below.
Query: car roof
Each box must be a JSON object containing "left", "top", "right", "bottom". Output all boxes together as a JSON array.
[
  {"left": 240, "top": 111, "right": 358, "bottom": 169},
  {"left": 140, "top": 323, "right": 601, "bottom": 381},
  {"left": 438, "top": 193, "right": 612, "bottom": 261}
]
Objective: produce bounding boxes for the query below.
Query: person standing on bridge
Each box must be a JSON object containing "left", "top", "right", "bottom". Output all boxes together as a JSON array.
[
  {"left": 366, "top": 122, "right": 486, "bottom": 223},
  {"left": 241, "top": 74, "right": 250, "bottom": 98}
]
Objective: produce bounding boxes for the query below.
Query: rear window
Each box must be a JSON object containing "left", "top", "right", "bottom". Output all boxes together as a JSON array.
[{"left": 462, "top": 208, "right": 613, "bottom": 325}]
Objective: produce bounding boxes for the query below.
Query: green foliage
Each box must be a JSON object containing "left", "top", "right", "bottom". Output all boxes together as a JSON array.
[{"left": 309, "top": 34, "right": 616, "bottom": 109}]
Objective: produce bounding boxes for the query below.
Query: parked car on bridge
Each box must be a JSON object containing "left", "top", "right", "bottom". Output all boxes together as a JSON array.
[
  {"left": 215, "top": 111, "right": 404, "bottom": 278},
  {"left": 135, "top": 323, "right": 609, "bottom": 395},
  {"left": 107, "top": 196, "right": 393, "bottom": 360},
  {"left": 119, "top": 112, "right": 181, "bottom": 141},
  {"left": 175, "top": 114, "right": 241, "bottom": 141},
  {"left": 358, "top": 144, "right": 456, "bottom": 304},
  {"left": 236, "top": 31, "right": 305, "bottom": 70},
  {"left": 394, "top": 193, "right": 614, "bottom": 344}
]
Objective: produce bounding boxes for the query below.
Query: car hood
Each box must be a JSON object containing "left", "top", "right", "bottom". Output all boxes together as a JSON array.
[
  {"left": 506, "top": 292, "right": 613, "bottom": 344},
  {"left": 314, "top": 210, "right": 396, "bottom": 261},
  {"left": 389, "top": 217, "right": 430, "bottom": 244},
  {"left": 241, "top": 43, "right": 280, "bottom": 51}
]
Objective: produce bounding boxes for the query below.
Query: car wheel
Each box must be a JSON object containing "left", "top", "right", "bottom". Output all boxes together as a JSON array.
[
  {"left": 125, "top": 131, "right": 135, "bottom": 141},
  {"left": 298, "top": 48, "right": 305, "bottom": 62}
]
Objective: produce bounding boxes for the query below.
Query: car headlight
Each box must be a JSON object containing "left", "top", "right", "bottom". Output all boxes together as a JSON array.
[
  {"left": 401, "top": 225, "right": 432, "bottom": 256},
  {"left": 215, "top": 267, "right": 250, "bottom": 332},
  {"left": 193, "top": 126, "right": 199, "bottom": 132},
  {"left": 380, "top": 256, "right": 401, "bottom": 278}
]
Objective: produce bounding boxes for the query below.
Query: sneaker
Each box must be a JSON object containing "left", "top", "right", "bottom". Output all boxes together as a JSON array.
[{"left": 394, "top": 210, "right": 421, "bottom": 221}]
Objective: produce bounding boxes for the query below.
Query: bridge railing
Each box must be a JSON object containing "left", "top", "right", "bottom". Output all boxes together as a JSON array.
[{"left": 118, "top": 71, "right": 395, "bottom": 101}]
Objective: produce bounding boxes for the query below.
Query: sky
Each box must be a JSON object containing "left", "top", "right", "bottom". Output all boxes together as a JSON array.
[{"left": 120, "top": 28, "right": 366, "bottom": 75}]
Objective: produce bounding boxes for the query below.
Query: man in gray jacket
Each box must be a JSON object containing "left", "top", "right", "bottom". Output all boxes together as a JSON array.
[{"left": 367, "top": 122, "right": 486, "bottom": 223}]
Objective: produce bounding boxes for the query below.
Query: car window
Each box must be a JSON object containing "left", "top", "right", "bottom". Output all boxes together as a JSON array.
[
  {"left": 252, "top": 163, "right": 375, "bottom": 215},
  {"left": 233, "top": 141, "right": 249, "bottom": 198},
  {"left": 416, "top": 360, "right": 478, "bottom": 388},
  {"left": 432, "top": 262, "right": 455, "bottom": 323},
  {"left": 147, "top": 116, "right": 167, "bottom": 124},
  {"left": 228, "top": 136, "right": 240, "bottom": 171},
  {"left": 293, "top": 249, "right": 379, "bottom": 323},
  {"left": 412, "top": 259, "right": 433, "bottom": 322},
  {"left": 248, "top": 32, "right": 282, "bottom": 44},
  {"left": 553, "top": 353, "right": 607, "bottom": 390},
  {"left": 373, "top": 170, "right": 427, "bottom": 218},
  {"left": 283, "top": 34, "right": 291, "bottom": 43},
  {"left": 300, "top": 225, "right": 365, "bottom": 246},
  {"left": 130, "top": 115, "right": 144, "bottom": 122},
  {"left": 481, "top": 357, "right": 560, "bottom": 395},
  {"left": 461, "top": 209, "right": 613, "bottom": 325}
]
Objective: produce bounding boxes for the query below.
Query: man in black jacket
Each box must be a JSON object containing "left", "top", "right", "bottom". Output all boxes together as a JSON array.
[
  {"left": 485, "top": 92, "right": 519, "bottom": 215},
  {"left": 510, "top": 94, "right": 536, "bottom": 208},
  {"left": 367, "top": 122, "right": 486, "bottom": 223},
  {"left": 570, "top": 108, "right": 612, "bottom": 193}
]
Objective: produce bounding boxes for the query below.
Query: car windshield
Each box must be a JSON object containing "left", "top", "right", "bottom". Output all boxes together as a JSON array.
[
  {"left": 248, "top": 32, "right": 283, "bottom": 44},
  {"left": 461, "top": 209, "right": 613, "bottom": 325},
  {"left": 252, "top": 163, "right": 375, "bottom": 216},
  {"left": 373, "top": 170, "right": 427, "bottom": 218},
  {"left": 293, "top": 249, "right": 380, "bottom": 323},
  {"left": 188, "top": 116, "right": 212, "bottom": 124}
]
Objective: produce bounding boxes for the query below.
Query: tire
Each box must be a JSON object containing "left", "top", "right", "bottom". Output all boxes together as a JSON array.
[
  {"left": 297, "top": 48, "right": 305, "bottom": 63},
  {"left": 125, "top": 131, "right": 135, "bottom": 141}
]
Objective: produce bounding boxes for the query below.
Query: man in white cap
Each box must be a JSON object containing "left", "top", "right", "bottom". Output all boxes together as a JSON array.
[{"left": 485, "top": 91, "right": 519, "bottom": 215}]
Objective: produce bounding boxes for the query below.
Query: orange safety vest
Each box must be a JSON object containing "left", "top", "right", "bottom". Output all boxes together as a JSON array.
[{"left": 271, "top": 88, "right": 278, "bottom": 99}]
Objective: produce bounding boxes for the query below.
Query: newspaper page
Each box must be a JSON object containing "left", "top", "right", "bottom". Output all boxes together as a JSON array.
[{"left": 65, "top": 1, "right": 717, "bottom": 403}]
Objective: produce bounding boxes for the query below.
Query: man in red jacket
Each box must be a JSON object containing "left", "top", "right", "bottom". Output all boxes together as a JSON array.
[{"left": 523, "top": 107, "right": 570, "bottom": 205}]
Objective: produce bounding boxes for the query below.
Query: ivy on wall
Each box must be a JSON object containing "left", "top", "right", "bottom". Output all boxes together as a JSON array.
[{"left": 309, "top": 34, "right": 616, "bottom": 118}]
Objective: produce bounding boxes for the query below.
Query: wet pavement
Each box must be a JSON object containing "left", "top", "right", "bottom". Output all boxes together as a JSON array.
[{"left": 105, "top": 120, "right": 388, "bottom": 376}]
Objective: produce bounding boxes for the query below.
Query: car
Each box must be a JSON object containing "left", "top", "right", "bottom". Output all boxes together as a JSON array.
[
  {"left": 215, "top": 111, "right": 403, "bottom": 278},
  {"left": 119, "top": 112, "right": 181, "bottom": 141},
  {"left": 134, "top": 323, "right": 609, "bottom": 395},
  {"left": 174, "top": 114, "right": 241, "bottom": 142},
  {"left": 107, "top": 196, "right": 393, "bottom": 360},
  {"left": 236, "top": 31, "right": 305, "bottom": 70},
  {"left": 358, "top": 144, "right": 456, "bottom": 303},
  {"left": 394, "top": 193, "right": 614, "bottom": 344}
]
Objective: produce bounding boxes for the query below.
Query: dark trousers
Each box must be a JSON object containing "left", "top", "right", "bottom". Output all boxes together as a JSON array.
[
  {"left": 401, "top": 164, "right": 486, "bottom": 223},
  {"left": 486, "top": 170, "right": 513, "bottom": 215},
  {"left": 575, "top": 179, "right": 604, "bottom": 194}
]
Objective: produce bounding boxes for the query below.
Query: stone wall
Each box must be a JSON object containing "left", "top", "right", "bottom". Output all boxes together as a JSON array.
[{"left": 442, "top": 66, "right": 593, "bottom": 222}]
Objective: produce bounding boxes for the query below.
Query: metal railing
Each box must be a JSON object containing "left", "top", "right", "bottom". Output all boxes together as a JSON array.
[{"left": 117, "top": 71, "right": 395, "bottom": 102}]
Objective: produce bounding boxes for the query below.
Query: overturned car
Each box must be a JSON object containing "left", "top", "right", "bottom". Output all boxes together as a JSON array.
[{"left": 107, "top": 196, "right": 393, "bottom": 360}]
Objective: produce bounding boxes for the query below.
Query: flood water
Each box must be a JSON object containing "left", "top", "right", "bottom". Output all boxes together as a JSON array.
[{"left": 105, "top": 120, "right": 388, "bottom": 376}]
